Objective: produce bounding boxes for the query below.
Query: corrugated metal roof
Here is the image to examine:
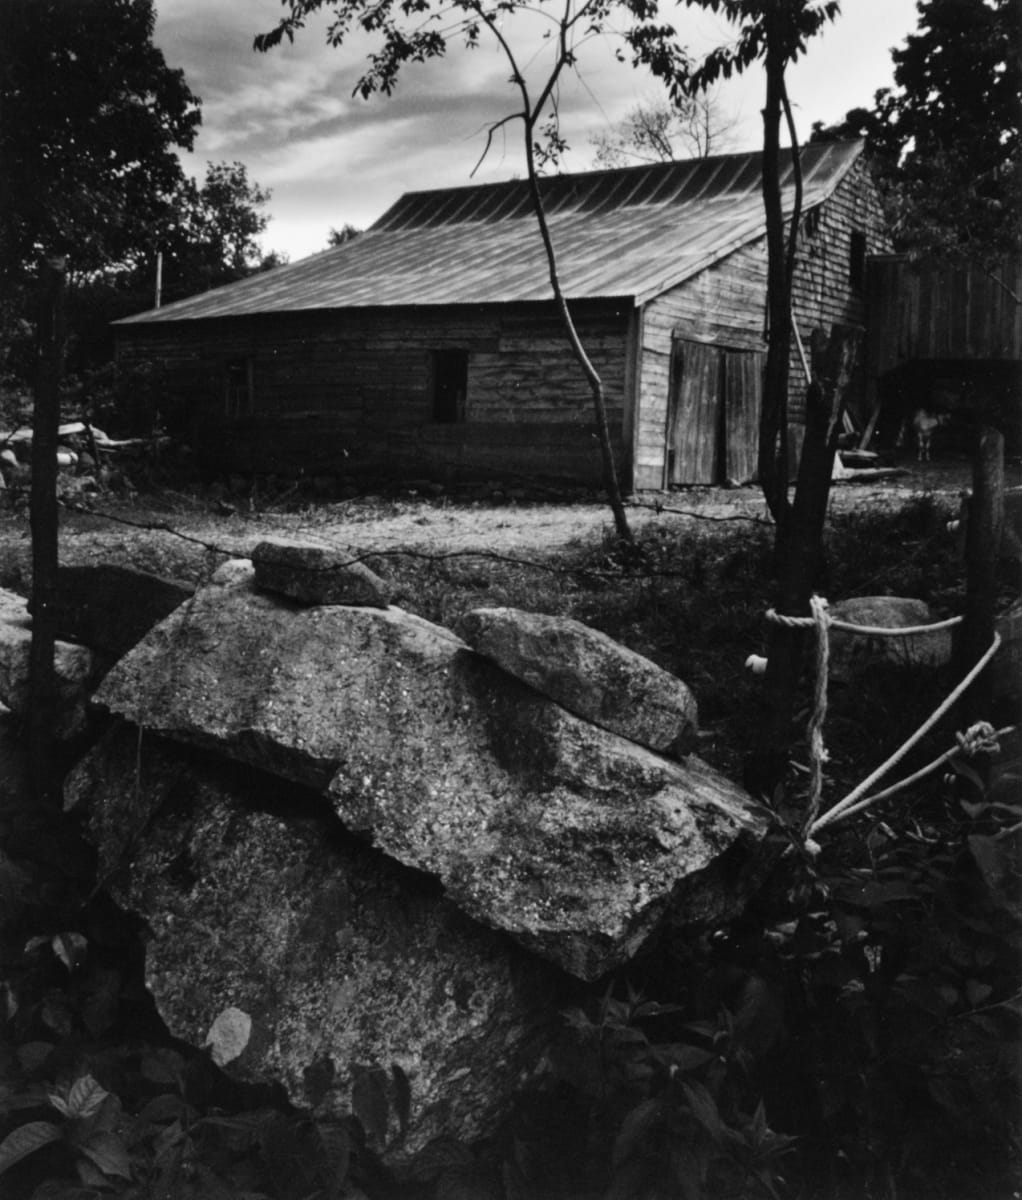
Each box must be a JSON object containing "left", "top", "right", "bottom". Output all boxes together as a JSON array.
[{"left": 118, "top": 140, "right": 864, "bottom": 325}]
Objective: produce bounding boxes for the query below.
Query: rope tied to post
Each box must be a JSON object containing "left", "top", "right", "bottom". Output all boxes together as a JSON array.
[{"left": 761, "top": 600, "right": 1004, "bottom": 842}]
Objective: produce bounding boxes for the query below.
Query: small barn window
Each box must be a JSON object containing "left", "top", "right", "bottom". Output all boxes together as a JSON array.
[
  {"left": 432, "top": 349, "right": 467, "bottom": 423},
  {"left": 224, "top": 358, "right": 253, "bottom": 418},
  {"left": 849, "top": 230, "right": 867, "bottom": 291}
]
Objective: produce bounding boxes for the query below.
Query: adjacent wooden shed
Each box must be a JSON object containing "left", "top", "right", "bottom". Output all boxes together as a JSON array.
[
  {"left": 864, "top": 255, "right": 1022, "bottom": 449},
  {"left": 114, "top": 140, "right": 888, "bottom": 489}
]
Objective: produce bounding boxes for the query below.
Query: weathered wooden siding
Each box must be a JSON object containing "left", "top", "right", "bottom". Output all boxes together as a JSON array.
[
  {"left": 115, "top": 301, "right": 631, "bottom": 484},
  {"left": 635, "top": 241, "right": 768, "bottom": 488},
  {"left": 633, "top": 158, "right": 890, "bottom": 489},
  {"left": 866, "top": 256, "right": 1022, "bottom": 373}
]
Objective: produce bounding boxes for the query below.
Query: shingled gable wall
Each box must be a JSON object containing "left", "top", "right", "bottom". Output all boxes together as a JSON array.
[{"left": 631, "top": 157, "right": 892, "bottom": 490}]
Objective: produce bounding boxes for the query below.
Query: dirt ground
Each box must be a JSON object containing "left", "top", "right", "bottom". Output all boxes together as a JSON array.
[{"left": 0, "top": 456, "right": 1018, "bottom": 588}]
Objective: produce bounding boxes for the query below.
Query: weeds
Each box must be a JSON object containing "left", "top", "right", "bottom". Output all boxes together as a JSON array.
[{"left": 1, "top": 494, "right": 1018, "bottom": 1197}]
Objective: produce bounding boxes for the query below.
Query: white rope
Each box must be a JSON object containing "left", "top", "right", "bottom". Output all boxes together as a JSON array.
[
  {"left": 764, "top": 607, "right": 963, "bottom": 638},
  {"left": 818, "top": 723, "right": 1014, "bottom": 828},
  {"left": 811, "top": 634, "right": 1003, "bottom": 834},
  {"left": 804, "top": 595, "right": 830, "bottom": 832}
]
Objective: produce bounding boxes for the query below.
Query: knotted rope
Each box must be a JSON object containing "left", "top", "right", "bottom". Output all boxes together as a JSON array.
[{"left": 762, "top": 600, "right": 1004, "bottom": 840}]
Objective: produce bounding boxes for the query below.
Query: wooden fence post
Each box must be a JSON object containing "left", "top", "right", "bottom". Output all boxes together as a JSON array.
[
  {"left": 29, "top": 256, "right": 65, "bottom": 807},
  {"left": 959, "top": 426, "right": 1004, "bottom": 723}
]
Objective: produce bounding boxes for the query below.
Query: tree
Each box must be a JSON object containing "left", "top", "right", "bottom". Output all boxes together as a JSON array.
[
  {"left": 328, "top": 224, "right": 362, "bottom": 247},
  {"left": 637, "top": 1, "right": 844, "bottom": 803},
  {"left": 591, "top": 87, "right": 736, "bottom": 166},
  {"left": 156, "top": 162, "right": 275, "bottom": 302},
  {"left": 0, "top": 0, "right": 201, "bottom": 283},
  {"left": 254, "top": 0, "right": 678, "bottom": 543},
  {"left": 812, "top": 0, "right": 1021, "bottom": 265}
]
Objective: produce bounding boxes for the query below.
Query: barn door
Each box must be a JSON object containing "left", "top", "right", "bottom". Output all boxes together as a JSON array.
[
  {"left": 667, "top": 339, "right": 764, "bottom": 486},
  {"left": 723, "top": 348, "right": 764, "bottom": 484},
  {"left": 668, "top": 340, "right": 720, "bottom": 485}
]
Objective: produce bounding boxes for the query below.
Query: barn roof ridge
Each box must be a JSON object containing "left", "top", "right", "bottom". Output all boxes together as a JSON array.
[{"left": 117, "top": 139, "right": 865, "bottom": 324}]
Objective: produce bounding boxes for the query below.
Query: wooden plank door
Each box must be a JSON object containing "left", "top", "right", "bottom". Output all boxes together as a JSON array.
[
  {"left": 668, "top": 339, "right": 721, "bottom": 485},
  {"left": 723, "top": 348, "right": 764, "bottom": 484}
]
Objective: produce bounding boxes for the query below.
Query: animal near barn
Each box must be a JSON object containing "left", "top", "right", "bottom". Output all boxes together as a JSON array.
[{"left": 114, "top": 139, "right": 889, "bottom": 489}]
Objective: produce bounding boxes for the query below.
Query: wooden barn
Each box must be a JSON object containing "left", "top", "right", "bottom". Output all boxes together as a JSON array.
[
  {"left": 864, "top": 256, "right": 1022, "bottom": 453},
  {"left": 114, "top": 139, "right": 889, "bottom": 489}
]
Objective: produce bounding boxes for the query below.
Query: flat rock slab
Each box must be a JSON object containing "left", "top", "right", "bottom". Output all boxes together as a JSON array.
[
  {"left": 0, "top": 587, "right": 99, "bottom": 738},
  {"left": 32, "top": 564, "right": 194, "bottom": 659},
  {"left": 456, "top": 606, "right": 698, "bottom": 756},
  {"left": 252, "top": 538, "right": 391, "bottom": 607},
  {"left": 94, "top": 567, "right": 765, "bottom": 980},
  {"left": 66, "top": 727, "right": 555, "bottom": 1168},
  {"left": 829, "top": 596, "right": 953, "bottom": 680}
]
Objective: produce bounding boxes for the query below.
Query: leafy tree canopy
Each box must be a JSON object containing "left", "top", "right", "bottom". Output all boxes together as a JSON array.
[
  {"left": 811, "top": 0, "right": 1021, "bottom": 261},
  {"left": 159, "top": 161, "right": 275, "bottom": 301},
  {"left": 0, "top": 0, "right": 202, "bottom": 281}
]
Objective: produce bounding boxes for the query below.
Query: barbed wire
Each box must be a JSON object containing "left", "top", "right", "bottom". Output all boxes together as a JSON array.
[{"left": 55, "top": 495, "right": 772, "bottom": 582}]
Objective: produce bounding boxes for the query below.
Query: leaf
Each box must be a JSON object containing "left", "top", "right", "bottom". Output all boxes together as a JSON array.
[
  {"left": 204, "top": 1005, "right": 252, "bottom": 1067},
  {"left": 140, "top": 1046, "right": 186, "bottom": 1086},
  {"left": 40, "top": 995, "right": 73, "bottom": 1037},
  {"left": 0, "top": 1121, "right": 63, "bottom": 1174},
  {"left": 16, "top": 1041, "right": 55, "bottom": 1072},
  {"left": 75, "top": 1156, "right": 110, "bottom": 1188},
  {"left": 138, "top": 1093, "right": 194, "bottom": 1125},
  {"left": 78, "top": 1130, "right": 132, "bottom": 1179},
  {"left": 352, "top": 1067, "right": 389, "bottom": 1145},
  {"left": 657, "top": 1042, "right": 717, "bottom": 1073},
  {"left": 681, "top": 1080, "right": 724, "bottom": 1142},
  {"left": 611, "top": 1097, "right": 660, "bottom": 1168},
  {"left": 64, "top": 1076, "right": 108, "bottom": 1120},
  {"left": 51, "top": 932, "right": 88, "bottom": 973}
]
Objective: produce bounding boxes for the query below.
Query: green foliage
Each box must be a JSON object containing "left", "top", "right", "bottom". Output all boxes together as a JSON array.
[
  {"left": 541, "top": 983, "right": 796, "bottom": 1199},
  {"left": 0, "top": 0, "right": 201, "bottom": 281},
  {"left": 812, "top": 0, "right": 1021, "bottom": 262}
]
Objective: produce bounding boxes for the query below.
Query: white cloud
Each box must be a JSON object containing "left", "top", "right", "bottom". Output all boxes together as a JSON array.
[{"left": 153, "top": 0, "right": 921, "bottom": 261}]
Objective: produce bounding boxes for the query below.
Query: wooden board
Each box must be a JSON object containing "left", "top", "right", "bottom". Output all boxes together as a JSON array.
[
  {"left": 723, "top": 349, "right": 764, "bottom": 484},
  {"left": 669, "top": 339, "right": 720, "bottom": 485}
]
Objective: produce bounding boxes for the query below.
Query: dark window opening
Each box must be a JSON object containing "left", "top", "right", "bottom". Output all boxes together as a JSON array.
[
  {"left": 432, "top": 349, "right": 467, "bottom": 423},
  {"left": 225, "top": 359, "right": 253, "bottom": 418},
  {"left": 849, "top": 230, "right": 867, "bottom": 291}
]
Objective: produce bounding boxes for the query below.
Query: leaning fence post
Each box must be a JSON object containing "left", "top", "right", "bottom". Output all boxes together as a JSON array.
[
  {"left": 29, "top": 256, "right": 65, "bottom": 806},
  {"left": 959, "top": 426, "right": 1004, "bottom": 723}
]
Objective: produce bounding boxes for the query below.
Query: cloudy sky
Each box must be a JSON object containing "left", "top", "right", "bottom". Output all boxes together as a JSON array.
[{"left": 152, "top": 0, "right": 922, "bottom": 262}]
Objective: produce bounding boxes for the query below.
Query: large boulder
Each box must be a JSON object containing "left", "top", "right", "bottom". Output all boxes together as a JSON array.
[
  {"left": 828, "top": 596, "right": 953, "bottom": 681},
  {"left": 66, "top": 727, "right": 556, "bottom": 1167},
  {"left": 456, "top": 606, "right": 698, "bottom": 757},
  {"left": 0, "top": 587, "right": 100, "bottom": 738},
  {"left": 92, "top": 565, "right": 765, "bottom": 981}
]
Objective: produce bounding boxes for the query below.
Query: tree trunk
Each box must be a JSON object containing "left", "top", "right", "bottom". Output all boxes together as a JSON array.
[
  {"left": 29, "top": 257, "right": 65, "bottom": 807},
  {"left": 959, "top": 427, "right": 1004, "bottom": 721},
  {"left": 757, "top": 37, "right": 794, "bottom": 538},
  {"left": 522, "top": 166, "right": 633, "bottom": 544},
  {"left": 748, "top": 325, "right": 861, "bottom": 805}
]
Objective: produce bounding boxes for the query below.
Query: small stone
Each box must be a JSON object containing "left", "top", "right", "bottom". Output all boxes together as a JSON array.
[{"left": 252, "top": 538, "right": 391, "bottom": 608}]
